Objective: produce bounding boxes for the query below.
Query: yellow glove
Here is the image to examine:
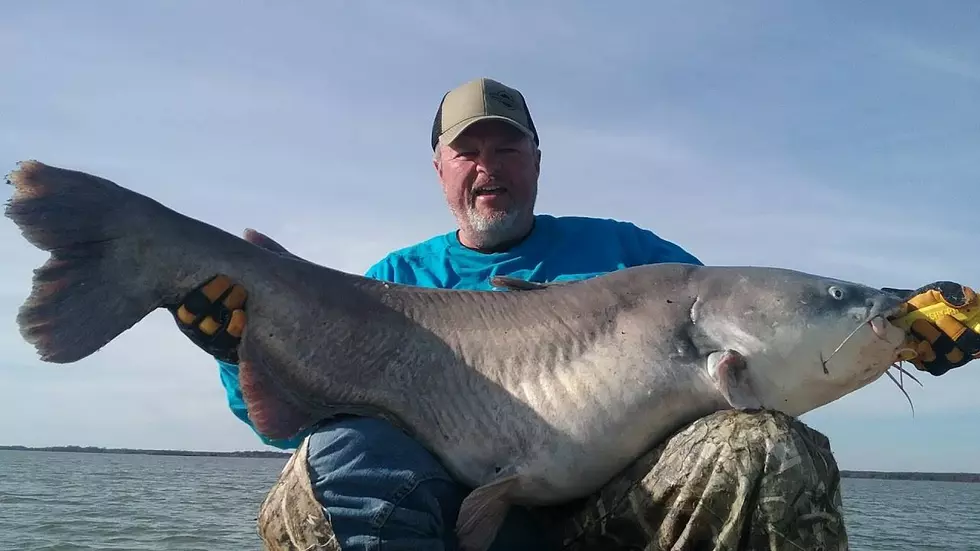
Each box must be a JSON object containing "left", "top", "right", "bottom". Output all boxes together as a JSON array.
[
  {"left": 887, "top": 281, "right": 980, "bottom": 376},
  {"left": 165, "top": 229, "right": 297, "bottom": 363},
  {"left": 169, "top": 274, "right": 248, "bottom": 363}
]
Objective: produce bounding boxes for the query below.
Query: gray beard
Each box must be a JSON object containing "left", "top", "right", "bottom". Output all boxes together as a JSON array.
[{"left": 454, "top": 204, "right": 526, "bottom": 249}]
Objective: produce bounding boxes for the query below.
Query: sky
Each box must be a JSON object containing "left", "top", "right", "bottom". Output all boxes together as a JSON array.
[{"left": 1, "top": 1, "right": 978, "bottom": 473}]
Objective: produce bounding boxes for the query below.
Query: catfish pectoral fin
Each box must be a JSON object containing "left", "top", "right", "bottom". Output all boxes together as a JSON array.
[
  {"left": 455, "top": 472, "right": 520, "bottom": 551},
  {"left": 707, "top": 349, "right": 764, "bottom": 410}
]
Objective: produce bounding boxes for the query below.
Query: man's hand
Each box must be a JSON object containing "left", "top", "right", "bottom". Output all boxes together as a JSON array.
[
  {"left": 169, "top": 274, "right": 247, "bottom": 364},
  {"left": 169, "top": 228, "right": 297, "bottom": 363},
  {"left": 886, "top": 281, "right": 980, "bottom": 376}
]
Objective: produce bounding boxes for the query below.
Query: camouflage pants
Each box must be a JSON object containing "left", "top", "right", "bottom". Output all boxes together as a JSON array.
[{"left": 256, "top": 409, "right": 847, "bottom": 551}]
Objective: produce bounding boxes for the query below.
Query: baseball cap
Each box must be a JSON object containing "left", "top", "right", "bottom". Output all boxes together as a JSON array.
[{"left": 430, "top": 77, "right": 539, "bottom": 150}]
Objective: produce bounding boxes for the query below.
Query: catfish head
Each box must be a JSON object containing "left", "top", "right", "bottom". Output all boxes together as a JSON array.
[{"left": 688, "top": 266, "right": 909, "bottom": 417}]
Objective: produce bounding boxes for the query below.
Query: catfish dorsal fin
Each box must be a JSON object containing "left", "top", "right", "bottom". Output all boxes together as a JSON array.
[{"left": 490, "top": 276, "right": 567, "bottom": 291}]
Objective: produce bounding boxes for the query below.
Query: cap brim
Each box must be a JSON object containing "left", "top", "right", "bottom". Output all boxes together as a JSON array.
[{"left": 438, "top": 115, "right": 535, "bottom": 147}]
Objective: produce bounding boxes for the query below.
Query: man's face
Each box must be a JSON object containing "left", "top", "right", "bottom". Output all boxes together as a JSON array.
[{"left": 434, "top": 119, "right": 541, "bottom": 249}]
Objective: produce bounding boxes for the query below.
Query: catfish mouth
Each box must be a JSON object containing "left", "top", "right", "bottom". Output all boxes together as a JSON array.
[
  {"left": 821, "top": 304, "right": 905, "bottom": 375},
  {"left": 864, "top": 295, "right": 906, "bottom": 346},
  {"left": 818, "top": 301, "right": 924, "bottom": 412}
]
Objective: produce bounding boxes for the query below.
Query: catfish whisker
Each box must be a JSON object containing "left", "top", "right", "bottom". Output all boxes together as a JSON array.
[
  {"left": 885, "top": 369, "right": 915, "bottom": 415},
  {"left": 892, "top": 362, "right": 923, "bottom": 388},
  {"left": 822, "top": 316, "right": 873, "bottom": 370}
]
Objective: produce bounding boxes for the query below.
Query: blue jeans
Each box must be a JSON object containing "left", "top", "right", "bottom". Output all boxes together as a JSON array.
[{"left": 305, "top": 416, "right": 551, "bottom": 551}]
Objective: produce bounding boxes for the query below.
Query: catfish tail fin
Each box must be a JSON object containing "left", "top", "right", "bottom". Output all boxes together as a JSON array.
[{"left": 4, "top": 160, "right": 166, "bottom": 363}]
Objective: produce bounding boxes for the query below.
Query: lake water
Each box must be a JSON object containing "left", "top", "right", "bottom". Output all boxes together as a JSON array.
[{"left": 2, "top": 450, "right": 978, "bottom": 550}]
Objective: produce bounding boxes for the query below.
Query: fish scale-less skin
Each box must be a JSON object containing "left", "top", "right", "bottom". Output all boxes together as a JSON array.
[
  {"left": 226, "top": 265, "right": 677, "bottom": 495},
  {"left": 6, "top": 161, "right": 909, "bottom": 546}
]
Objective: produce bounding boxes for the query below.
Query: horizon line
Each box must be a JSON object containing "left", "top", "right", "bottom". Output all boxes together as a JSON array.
[{"left": 3, "top": 445, "right": 979, "bottom": 482}]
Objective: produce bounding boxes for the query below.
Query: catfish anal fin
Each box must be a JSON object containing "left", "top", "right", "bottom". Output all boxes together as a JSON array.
[
  {"left": 455, "top": 473, "right": 520, "bottom": 551},
  {"left": 237, "top": 337, "right": 313, "bottom": 441}
]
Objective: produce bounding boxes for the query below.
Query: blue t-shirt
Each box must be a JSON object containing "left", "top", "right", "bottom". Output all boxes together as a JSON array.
[{"left": 217, "top": 214, "right": 702, "bottom": 448}]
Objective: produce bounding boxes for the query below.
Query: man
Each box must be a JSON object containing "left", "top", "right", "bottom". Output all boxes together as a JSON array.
[{"left": 171, "top": 77, "right": 980, "bottom": 550}]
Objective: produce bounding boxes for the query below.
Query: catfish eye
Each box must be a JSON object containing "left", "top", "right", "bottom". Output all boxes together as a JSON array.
[{"left": 828, "top": 286, "right": 845, "bottom": 300}]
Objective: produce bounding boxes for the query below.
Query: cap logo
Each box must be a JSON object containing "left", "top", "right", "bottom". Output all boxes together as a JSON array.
[{"left": 489, "top": 90, "right": 517, "bottom": 110}]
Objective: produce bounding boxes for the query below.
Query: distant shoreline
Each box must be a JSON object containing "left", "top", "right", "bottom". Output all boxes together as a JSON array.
[
  {"left": 838, "top": 470, "right": 980, "bottom": 483},
  {"left": 3, "top": 445, "right": 978, "bottom": 483},
  {"left": 0, "top": 444, "right": 290, "bottom": 459}
]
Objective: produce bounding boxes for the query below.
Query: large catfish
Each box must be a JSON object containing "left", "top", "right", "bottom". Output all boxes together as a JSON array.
[{"left": 4, "top": 160, "right": 910, "bottom": 550}]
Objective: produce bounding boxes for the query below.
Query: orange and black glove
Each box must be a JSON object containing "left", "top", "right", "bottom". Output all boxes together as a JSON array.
[
  {"left": 168, "top": 274, "right": 247, "bottom": 364},
  {"left": 884, "top": 281, "right": 980, "bottom": 376},
  {"left": 166, "top": 229, "right": 295, "bottom": 363}
]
